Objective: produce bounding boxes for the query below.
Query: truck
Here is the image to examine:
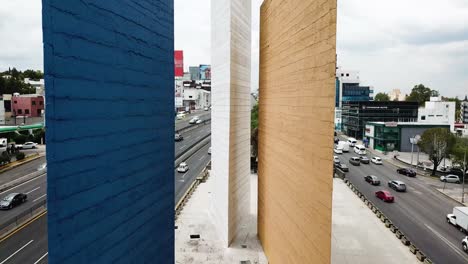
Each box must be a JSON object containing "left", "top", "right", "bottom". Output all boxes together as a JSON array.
[
  {"left": 447, "top": 207, "right": 468, "bottom": 233},
  {"left": 337, "top": 141, "right": 350, "bottom": 152}
]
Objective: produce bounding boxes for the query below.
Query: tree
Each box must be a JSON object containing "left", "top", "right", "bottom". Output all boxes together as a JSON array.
[
  {"left": 418, "top": 128, "right": 456, "bottom": 176},
  {"left": 451, "top": 137, "right": 468, "bottom": 180},
  {"left": 406, "top": 84, "right": 439, "bottom": 106},
  {"left": 374, "top": 92, "right": 390, "bottom": 101},
  {"left": 251, "top": 103, "right": 259, "bottom": 172}
]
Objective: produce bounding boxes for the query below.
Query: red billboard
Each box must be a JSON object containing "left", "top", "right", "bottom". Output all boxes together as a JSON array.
[{"left": 174, "top": 50, "right": 184, "bottom": 77}]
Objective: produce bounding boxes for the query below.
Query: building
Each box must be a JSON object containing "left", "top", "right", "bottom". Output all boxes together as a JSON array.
[
  {"left": 189, "top": 66, "right": 200, "bottom": 80},
  {"left": 2, "top": 94, "right": 12, "bottom": 120},
  {"left": 389, "top": 89, "right": 406, "bottom": 101},
  {"left": 0, "top": 98, "right": 5, "bottom": 125},
  {"left": 24, "top": 78, "right": 45, "bottom": 95},
  {"left": 462, "top": 97, "right": 468, "bottom": 124},
  {"left": 365, "top": 122, "right": 450, "bottom": 152},
  {"left": 12, "top": 94, "right": 44, "bottom": 117},
  {"left": 418, "top": 96, "right": 455, "bottom": 131},
  {"left": 342, "top": 101, "right": 419, "bottom": 139},
  {"left": 174, "top": 50, "right": 184, "bottom": 77},
  {"left": 335, "top": 67, "right": 373, "bottom": 131}
]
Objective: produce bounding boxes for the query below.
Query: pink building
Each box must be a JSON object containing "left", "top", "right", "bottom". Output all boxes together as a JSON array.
[{"left": 12, "top": 95, "right": 44, "bottom": 117}]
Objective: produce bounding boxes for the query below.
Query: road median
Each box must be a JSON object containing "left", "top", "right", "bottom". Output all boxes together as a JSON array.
[{"left": 0, "top": 153, "right": 43, "bottom": 175}]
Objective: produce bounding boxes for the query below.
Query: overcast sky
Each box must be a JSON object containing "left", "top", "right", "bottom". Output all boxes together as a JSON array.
[{"left": 1, "top": 0, "right": 466, "bottom": 98}]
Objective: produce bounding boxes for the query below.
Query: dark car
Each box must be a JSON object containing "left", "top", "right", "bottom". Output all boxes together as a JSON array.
[
  {"left": 359, "top": 156, "right": 370, "bottom": 164},
  {"left": 375, "top": 190, "right": 394, "bottom": 203},
  {"left": 336, "top": 163, "right": 349, "bottom": 172},
  {"left": 175, "top": 133, "right": 183, "bottom": 141},
  {"left": 397, "top": 168, "right": 416, "bottom": 177},
  {"left": 349, "top": 157, "right": 361, "bottom": 166},
  {"left": 0, "top": 193, "right": 27, "bottom": 210},
  {"left": 388, "top": 180, "right": 406, "bottom": 192},
  {"left": 334, "top": 137, "right": 340, "bottom": 144},
  {"left": 364, "top": 175, "right": 380, "bottom": 185}
]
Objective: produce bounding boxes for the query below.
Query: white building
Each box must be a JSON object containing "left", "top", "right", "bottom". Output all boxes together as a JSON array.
[
  {"left": 389, "top": 89, "right": 406, "bottom": 101},
  {"left": 418, "top": 96, "right": 456, "bottom": 131},
  {"left": 24, "top": 78, "right": 45, "bottom": 95}
]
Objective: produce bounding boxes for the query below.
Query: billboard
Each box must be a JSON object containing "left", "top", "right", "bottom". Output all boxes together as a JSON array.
[
  {"left": 189, "top": 66, "right": 200, "bottom": 80},
  {"left": 174, "top": 50, "right": 184, "bottom": 77},
  {"left": 199, "top": 64, "right": 211, "bottom": 80}
]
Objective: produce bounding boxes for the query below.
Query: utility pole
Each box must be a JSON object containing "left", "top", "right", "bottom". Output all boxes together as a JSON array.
[{"left": 410, "top": 138, "right": 414, "bottom": 167}]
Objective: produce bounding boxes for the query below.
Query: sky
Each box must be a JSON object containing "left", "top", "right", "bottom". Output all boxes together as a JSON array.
[{"left": 0, "top": 0, "right": 467, "bottom": 98}]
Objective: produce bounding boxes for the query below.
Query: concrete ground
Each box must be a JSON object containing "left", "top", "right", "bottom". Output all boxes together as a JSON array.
[{"left": 332, "top": 178, "right": 419, "bottom": 264}]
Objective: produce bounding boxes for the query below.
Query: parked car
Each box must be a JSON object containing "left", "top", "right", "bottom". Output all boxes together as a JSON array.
[
  {"left": 208, "top": 147, "right": 211, "bottom": 155},
  {"left": 0, "top": 193, "right": 27, "bottom": 210},
  {"left": 349, "top": 157, "right": 361, "bottom": 166},
  {"left": 364, "top": 175, "right": 380, "bottom": 185},
  {"left": 19, "top": 142, "right": 37, "bottom": 149},
  {"left": 440, "top": 174, "right": 461, "bottom": 184},
  {"left": 177, "top": 162, "right": 189, "bottom": 173},
  {"left": 175, "top": 133, "right": 183, "bottom": 141},
  {"left": 333, "top": 156, "right": 340, "bottom": 164},
  {"left": 375, "top": 190, "right": 394, "bottom": 202},
  {"left": 333, "top": 147, "right": 343, "bottom": 154},
  {"left": 388, "top": 180, "right": 406, "bottom": 192},
  {"left": 336, "top": 163, "right": 349, "bottom": 172},
  {"left": 359, "top": 156, "right": 370, "bottom": 164},
  {"left": 204, "top": 107, "right": 209, "bottom": 111},
  {"left": 196, "top": 119, "right": 203, "bottom": 124},
  {"left": 397, "top": 168, "right": 416, "bottom": 177},
  {"left": 371, "top": 157, "right": 383, "bottom": 165},
  {"left": 463, "top": 236, "right": 468, "bottom": 253}
]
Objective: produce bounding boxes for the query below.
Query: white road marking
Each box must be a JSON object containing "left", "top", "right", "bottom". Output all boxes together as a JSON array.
[
  {"left": 425, "top": 224, "right": 468, "bottom": 262},
  {"left": 199, "top": 155, "right": 205, "bottom": 161},
  {"left": 0, "top": 240, "right": 34, "bottom": 264},
  {"left": 0, "top": 174, "right": 45, "bottom": 196},
  {"left": 185, "top": 136, "right": 191, "bottom": 139},
  {"left": 33, "top": 194, "right": 47, "bottom": 202},
  {"left": 196, "top": 136, "right": 201, "bottom": 139},
  {"left": 179, "top": 145, "right": 186, "bottom": 150},
  {"left": 26, "top": 187, "right": 41, "bottom": 194},
  {"left": 182, "top": 172, "right": 187, "bottom": 179},
  {"left": 33, "top": 252, "right": 48, "bottom": 264}
]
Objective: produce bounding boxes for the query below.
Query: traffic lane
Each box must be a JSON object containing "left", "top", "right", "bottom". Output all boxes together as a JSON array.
[
  {"left": 175, "top": 124, "right": 211, "bottom": 157},
  {"left": 175, "top": 112, "right": 211, "bottom": 131},
  {"left": 341, "top": 152, "right": 468, "bottom": 263},
  {"left": 0, "top": 156, "right": 46, "bottom": 186},
  {"left": 0, "top": 174, "right": 47, "bottom": 225},
  {"left": 175, "top": 143, "right": 211, "bottom": 203},
  {"left": 0, "top": 212, "right": 48, "bottom": 264}
]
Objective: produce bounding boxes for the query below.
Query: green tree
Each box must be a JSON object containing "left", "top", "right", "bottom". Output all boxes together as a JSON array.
[
  {"left": 418, "top": 128, "right": 456, "bottom": 175},
  {"left": 406, "top": 84, "right": 439, "bottom": 106},
  {"left": 374, "top": 92, "right": 390, "bottom": 101},
  {"left": 251, "top": 103, "right": 259, "bottom": 159},
  {"left": 451, "top": 137, "right": 468, "bottom": 179}
]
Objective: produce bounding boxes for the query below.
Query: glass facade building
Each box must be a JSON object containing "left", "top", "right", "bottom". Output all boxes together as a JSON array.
[{"left": 341, "top": 101, "right": 419, "bottom": 139}]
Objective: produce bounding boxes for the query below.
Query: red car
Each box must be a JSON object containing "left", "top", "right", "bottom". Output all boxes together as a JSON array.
[{"left": 375, "top": 190, "right": 394, "bottom": 202}]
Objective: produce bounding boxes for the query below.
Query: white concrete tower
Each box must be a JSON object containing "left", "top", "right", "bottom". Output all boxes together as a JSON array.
[{"left": 211, "top": 0, "right": 251, "bottom": 247}]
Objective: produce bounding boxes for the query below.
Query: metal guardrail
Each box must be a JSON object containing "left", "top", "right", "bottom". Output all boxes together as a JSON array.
[{"left": 0, "top": 199, "right": 47, "bottom": 238}]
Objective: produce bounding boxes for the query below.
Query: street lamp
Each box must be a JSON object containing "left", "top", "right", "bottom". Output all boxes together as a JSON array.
[
  {"left": 410, "top": 135, "right": 421, "bottom": 168},
  {"left": 462, "top": 148, "right": 467, "bottom": 203}
]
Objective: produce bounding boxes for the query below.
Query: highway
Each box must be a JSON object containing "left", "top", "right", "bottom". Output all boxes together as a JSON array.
[
  {"left": 338, "top": 150, "right": 468, "bottom": 264},
  {"left": 175, "top": 124, "right": 211, "bottom": 158},
  {"left": 0, "top": 157, "right": 45, "bottom": 187},
  {"left": 175, "top": 111, "right": 211, "bottom": 131}
]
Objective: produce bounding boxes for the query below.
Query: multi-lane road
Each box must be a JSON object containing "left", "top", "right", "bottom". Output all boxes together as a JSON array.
[
  {"left": 0, "top": 118, "right": 212, "bottom": 264},
  {"left": 338, "top": 150, "right": 468, "bottom": 264},
  {"left": 175, "top": 111, "right": 211, "bottom": 131}
]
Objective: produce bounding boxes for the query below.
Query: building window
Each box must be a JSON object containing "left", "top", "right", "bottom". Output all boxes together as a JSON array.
[
  {"left": 428, "top": 115, "right": 434, "bottom": 117},
  {"left": 346, "top": 73, "right": 349, "bottom": 77},
  {"left": 39, "top": 101, "right": 43, "bottom": 105},
  {"left": 421, "top": 116, "right": 426, "bottom": 120},
  {"left": 37, "top": 109, "right": 41, "bottom": 116},
  {"left": 18, "top": 109, "right": 22, "bottom": 114},
  {"left": 189, "top": 96, "right": 192, "bottom": 98},
  {"left": 25, "top": 109, "right": 30, "bottom": 114},
  {"left": 14, "top": 101, "right": 17, "bottom": 104},
  {"left": 32, "top": 101, "right": 36, "bottom": 105},
  {"left": 341, "top": 73, "right": 344, "bottom": 77}
]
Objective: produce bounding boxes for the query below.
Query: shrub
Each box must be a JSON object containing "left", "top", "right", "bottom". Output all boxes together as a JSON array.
[
  {"left": 0, "top": 151, "right": 11, "bottom": 165},
  {"left": 15, "top": 152, "right": 25, "bottom": 161}
]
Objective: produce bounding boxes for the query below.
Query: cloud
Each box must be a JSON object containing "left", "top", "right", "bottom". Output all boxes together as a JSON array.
[{"left": 337, "top": 0, "right": 468, "bottom": 97}]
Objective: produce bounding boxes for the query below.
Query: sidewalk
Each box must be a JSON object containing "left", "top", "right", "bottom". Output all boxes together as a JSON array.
[{"left": 332, "top": 179, "right": 419, "bottom": 264}]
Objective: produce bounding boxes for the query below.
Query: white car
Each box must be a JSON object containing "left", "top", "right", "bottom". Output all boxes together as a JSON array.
[
  {"left": 196, "top": 119, "right": 203, "bottom": 124},
  {"left": 176, "top": 113, "right": 186, "bottom": 120},
  {"left": 204, "top": 107, "right": 209, "bottom": 111},
  {"left": 177, "top": 162, "right": 189, "bottom": 173},
  {"left": 208, "top": 147, "right": 211, "bottom": 155},
  {"left": 462, "top": 236, "right": 468, "bottom": 253},
  {"left": 371, "top": 157, "right": 383, "bottom": 165},
  {"left": 20, "top": 142, "right": 37, "bottom": 149},
  {"left": 333, "top": 147, "right": 343, "bottom": 154},
  {"left": 440, "top": 174, "right": 461, "bottom": 184},
  {"left": 333, "top": 156, "right": 340, "bottom": 164}
]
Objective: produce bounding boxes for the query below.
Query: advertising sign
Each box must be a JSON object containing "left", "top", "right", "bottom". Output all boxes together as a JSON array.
[
  {"left": 174, "top": 50, "right": 184, "bottom": 77},
  {"left": 199, "top": 64, "right": 211, "bottom": 80}
]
